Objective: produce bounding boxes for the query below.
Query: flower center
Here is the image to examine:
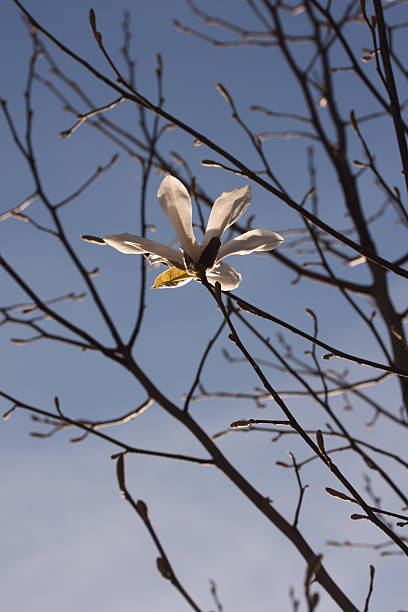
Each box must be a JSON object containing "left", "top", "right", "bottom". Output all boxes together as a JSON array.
[{"left": 183, "top": 236, "right": 221, "bottom": 277}]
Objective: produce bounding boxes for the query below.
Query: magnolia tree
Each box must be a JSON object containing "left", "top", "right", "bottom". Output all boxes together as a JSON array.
[{"left": 2, "top": 1, "right": 408, "bottom": 610}]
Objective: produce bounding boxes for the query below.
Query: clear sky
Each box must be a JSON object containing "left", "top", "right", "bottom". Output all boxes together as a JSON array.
[{"left": 1, "top": 1, "right": 407, "bottom": 611}]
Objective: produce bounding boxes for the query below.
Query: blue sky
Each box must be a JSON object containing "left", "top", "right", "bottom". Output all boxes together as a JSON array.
[{"left": 1, "top": 1, "right": 408, "bottom": 610}]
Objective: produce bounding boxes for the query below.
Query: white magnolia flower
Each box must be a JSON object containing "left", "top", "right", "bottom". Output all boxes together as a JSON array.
[{"left": 98, "top": 175, "right": 284, "bottom": 290}]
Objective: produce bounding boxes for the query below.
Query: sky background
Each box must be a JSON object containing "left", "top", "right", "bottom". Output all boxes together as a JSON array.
[{"left": 1, "top": 1, "right": 407, "bottom": 611}]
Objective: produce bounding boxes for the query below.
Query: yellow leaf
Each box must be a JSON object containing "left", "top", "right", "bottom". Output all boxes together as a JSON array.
[{"left": 151, "top": 267, "right": 196, "bottom": 289}]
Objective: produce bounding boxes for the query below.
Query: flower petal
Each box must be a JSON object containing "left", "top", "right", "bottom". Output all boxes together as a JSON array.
[
  {"left": 217, "top": 229, "right": 284, "bottom": 260},
  {"left": 202, "top": 185, "right": 252, "bottom": 248},
  {"left": 146, "top": 253, "right": 167, "bottom": 269},
  {"left": 104, "top": 233, "right": 184, "bottom": 267},
  {"left": 157, "top": 176, "right": 200, "bottom": 260},
  {"left": 206, "top": 261, "right": 242, "bottom": 291}
]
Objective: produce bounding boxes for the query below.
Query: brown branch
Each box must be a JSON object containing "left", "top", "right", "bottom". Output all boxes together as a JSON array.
[
  {"left": 363, "top": 565, "right": 375, "bottom": 612},
  {"left": 115, "top": 454, "right": 204, "bottom": 612},
  {"left": 228, "top": 292, "right": 408, "bottom": 378},
  {"left": 372, "top": 0, "right": 408, "bottom": 200},
  {"left": 290, "top": 453, "right": 309, "bottom": 528},
  {"left": 184, "top": 318, "right": 227, "bottom": 412},
  {"left": 1, "top": 391, "right": 213, "bottom": 466},
  {"left": 204, "top": 279, "right": 408, "bottom": 555}
]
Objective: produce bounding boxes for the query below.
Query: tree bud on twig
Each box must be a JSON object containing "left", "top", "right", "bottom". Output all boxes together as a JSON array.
[{"left": 156, "top": 556, "right": 172, "bottom": 581}]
